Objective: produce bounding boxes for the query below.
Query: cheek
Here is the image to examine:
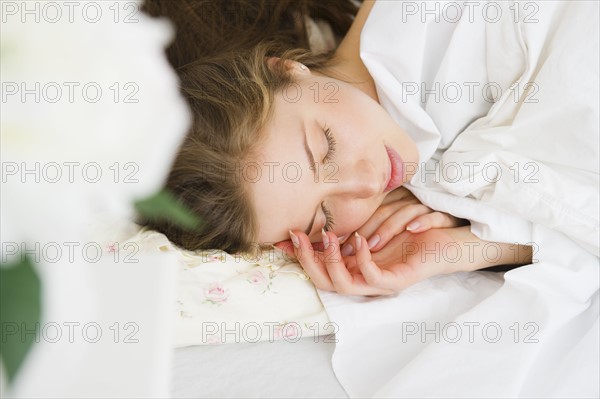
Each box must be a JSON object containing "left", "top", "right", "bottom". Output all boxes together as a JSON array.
[{"left": 332, "top": 203, "right": 376, "bottom": 237}]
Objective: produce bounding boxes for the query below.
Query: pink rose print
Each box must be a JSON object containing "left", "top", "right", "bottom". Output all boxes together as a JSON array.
[
  {"left": 246, "top": 270, "right": 268, "bottom": 288},
  {"left": 203, "top": 282, "right": 230, "bottom": 305},
  {"left": 246, "top": 269, "right": 277, "bottom": 294},
  {"left": 274, "top": 322, "right": 301, "bottom": 340},
  {"left": 247, "top": 270, "right": 266, "bottom": 285}
]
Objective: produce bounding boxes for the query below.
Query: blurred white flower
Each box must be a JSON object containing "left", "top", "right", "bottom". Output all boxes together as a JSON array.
[
  {"left": 1, "top": 1, "right": 191, "bottom": 397},
  {"left": 1, "top": 0, "right": 191, "bottom": 247}
]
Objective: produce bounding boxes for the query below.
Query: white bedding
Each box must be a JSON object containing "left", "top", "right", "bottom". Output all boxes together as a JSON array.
[
  {"left": 171, "top": 335, "right": 346, "bottom": 398},
  {"left": 318, "top": 1, "right": 599, "bottom": 398}
]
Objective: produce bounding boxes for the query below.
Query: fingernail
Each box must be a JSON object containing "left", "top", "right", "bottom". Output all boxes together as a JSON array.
[
  {"left": 289, "top": 230, "right": 300, "bottom": 248},
  {"left": 338, "top": 235, "right": 347, "bottom": 243},
  {"left": 367, "top": 234, "right": 380, "bottom": 249},
  {"left": 341, "top": 243, "right": 353, "bottom": 256},
  {"left": 406, "top": 221, "right": 421, "bottom": 231},
  {"left": 321, "top": 228, "right": 329, "bottom": 250},
  {"left": 354, "top": 232, "right": 362, "bottom": 251}
]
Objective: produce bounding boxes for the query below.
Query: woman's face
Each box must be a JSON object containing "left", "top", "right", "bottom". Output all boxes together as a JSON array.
[{"left": 249, "top": 62, "right": 419, "bottom": 245}]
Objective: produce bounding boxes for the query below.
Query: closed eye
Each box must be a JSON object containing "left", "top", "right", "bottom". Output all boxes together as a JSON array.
[
  {"left": 322, "top": 202, "right": 335, "bottom": 232},
  {"left": 322, "top": 127, "right": 336, "bottom": 163},
  {"left": 321, "top": 126, "right": 336, "bottom": 231}
]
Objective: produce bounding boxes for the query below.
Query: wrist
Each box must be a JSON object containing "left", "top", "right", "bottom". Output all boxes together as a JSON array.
[{"left": 453, "top": 227, "right": 533, "bottom": 272}]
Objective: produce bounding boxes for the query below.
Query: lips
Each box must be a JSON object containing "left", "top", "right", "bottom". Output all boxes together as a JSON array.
[{"left": 384, "top": 146, "right": 405, "bottom": 192}]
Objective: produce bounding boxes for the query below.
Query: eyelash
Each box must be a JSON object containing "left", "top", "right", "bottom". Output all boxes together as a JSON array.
[
  {"left": 322, "top": 202, "right": 335, "bottom": 232},
  {"left": 321, "top": 126, "right": 336, "bottom": 231},
  {"left": 322, "top": 127, "right": 336, "bottom": 163}
]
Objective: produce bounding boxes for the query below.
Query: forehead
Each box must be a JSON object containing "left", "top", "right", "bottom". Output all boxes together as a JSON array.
[{"left": 247, "top": 100, "right": 315, "bottom": 244}]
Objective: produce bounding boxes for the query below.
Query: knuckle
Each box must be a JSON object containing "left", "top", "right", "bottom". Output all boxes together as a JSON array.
[
  {"left": 375, "top": 225, "right": 392, "bottom": 239},
  {"left": 364, "top": 272, "right": 381, "bottom": 286},
  {"left": 372, "top": 205, "right": 395, "bottom": 220},
  {"left": 427, "top": 212, "right": 448, "bottom": 226},
  {"left": 405, "top": 204, "right": 423, "bottom": 214},
  {"left": 434, "top": 211, "right": 447, "bottom": 222},
  {"left": 411, "top": 204, "right": 431, "bottom": 213},
  {"left": 329, "top": 241, "right": 341, "bottom": 254},
  {"left": 379, "top": 216, "right": 406, "bottom": 236}
]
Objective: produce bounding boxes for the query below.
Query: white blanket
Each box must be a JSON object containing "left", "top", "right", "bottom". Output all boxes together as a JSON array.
[{"left": 318, "top": 1, "right": 599, "bottom": 397}]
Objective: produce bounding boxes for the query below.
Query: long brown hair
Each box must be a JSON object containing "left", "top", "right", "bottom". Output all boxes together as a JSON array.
[
  {"left": 140, "top": 0, "right": 360, "bottom": 253},
  {"left": 142, "top": 0, "right": 359, "bottom": 67}
]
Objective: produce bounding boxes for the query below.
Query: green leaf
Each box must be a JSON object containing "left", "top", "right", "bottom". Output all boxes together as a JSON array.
[
  {"left": 0, "top": 256, "right": 41, "bottom": 383},
  {"left": 135, "top": 190, "right": 201, "bottom": 230}
]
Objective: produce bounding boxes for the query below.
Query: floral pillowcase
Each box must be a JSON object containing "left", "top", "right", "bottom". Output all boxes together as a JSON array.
[{"left": 116, "top": 224, "right": 334, "bottom": 347}]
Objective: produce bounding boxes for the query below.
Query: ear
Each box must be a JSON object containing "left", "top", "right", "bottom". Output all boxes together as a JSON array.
[{"left": 265, "top": 57, "right": 311, "bottom": 76}]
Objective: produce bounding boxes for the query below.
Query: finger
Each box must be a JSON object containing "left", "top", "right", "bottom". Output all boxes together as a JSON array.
[
  {"left": 406, "top": 212, "right": 461, "bottom": 233},
  {"left": 357, "top": 192, "right": 422, "bottom": 239},
  {"left": 340, "top": 238, "right": 355, "bottom": 257},
  {"left": 380, "top": 186, "right": 419, "bottom": 206},
  {"left": 354, "top": 206, "right": 398, "bottom": 240},
  {"left": 367, "top": 204, "right": 432, "bottom": 252},
  {"left": 274, "top": 239, "right": 325, "bottom": 260},
  {"left": 324, "top": 233, "right": 348, "bottom": 255},
  {"left": 353, "top": 232, "right": 403, "bottom": 293},
  {"left": 289, "top": 230, "right": 335, "bottom": 291},
  {"left": 322, "top": 231, "right": 396, "bottom": 296},
  {"left": 321, "top": 230, "right": 354, "bottom": 292},
  {"left": 273, "top": 240, "right": 296, "bottom": 260},
  {"left": 340, "top": 201, "right": 423, "bottom": 256}
]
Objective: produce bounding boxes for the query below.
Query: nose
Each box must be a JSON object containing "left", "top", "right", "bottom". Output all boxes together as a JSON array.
[{"left": 327, "top": 159, "right": 381, "bottom": 199}]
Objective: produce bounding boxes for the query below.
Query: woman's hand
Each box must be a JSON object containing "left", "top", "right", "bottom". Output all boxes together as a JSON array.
[
  {"left": 276, "top": 226, "right": 532, "bottom": 297},
  {"left": 340, "top": 187, "right": 468, "bottom": 255},
  {"left": 281, "top": 227, "right": 462, "bottom": 296}
]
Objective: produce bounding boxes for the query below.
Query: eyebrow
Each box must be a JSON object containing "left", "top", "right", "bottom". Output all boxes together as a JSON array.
[{"left": 302, "top": 123, "right": 318, "bottom": 236}]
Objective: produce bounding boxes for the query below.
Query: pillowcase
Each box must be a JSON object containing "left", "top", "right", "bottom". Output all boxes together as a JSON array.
[{"left": 114, "top": 223, "right": 332, "bottom": 347}]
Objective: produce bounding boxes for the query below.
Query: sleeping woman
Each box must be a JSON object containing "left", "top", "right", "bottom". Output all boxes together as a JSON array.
[{"left": 142, "top": 0, "right": 534, "bottom": 296}]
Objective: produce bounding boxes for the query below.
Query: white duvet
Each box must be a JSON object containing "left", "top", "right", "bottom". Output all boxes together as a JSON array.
[{"left": 318, "top": 1, "right": 599, "bottom": 397}]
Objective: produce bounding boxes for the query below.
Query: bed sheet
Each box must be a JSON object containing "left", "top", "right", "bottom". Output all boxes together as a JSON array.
[
  {"left": 170, "top": 334, "right": 347, "bottom": 398},
  {"left": 318, "top": 1, "right": 600, "bottom": 397}
]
